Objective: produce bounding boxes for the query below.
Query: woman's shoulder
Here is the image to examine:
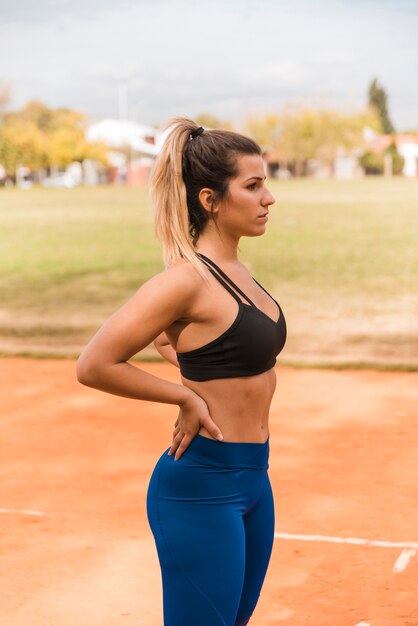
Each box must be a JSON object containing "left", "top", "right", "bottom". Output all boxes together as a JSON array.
[
  {"left": 141, "top": 259, "right": 205, "bottom": 320},
  {"left": 165, "top": 257, "right": 206, "bottom": 280},
  {"left": 146, "top": 258, "right": 205, "bottom": 297}
]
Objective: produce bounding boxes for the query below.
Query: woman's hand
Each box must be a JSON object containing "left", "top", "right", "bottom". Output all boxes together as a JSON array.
[
  {"left": 168, "top": 390, "right": 223, "bottom": 460},
  {"left": 153, "top": 332, "right": 179, "bottom": 368}
]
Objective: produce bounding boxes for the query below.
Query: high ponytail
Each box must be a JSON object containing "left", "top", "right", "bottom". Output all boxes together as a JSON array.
[
  {"left": 149, "top": 116, "right": 208, "bottom": 279},
  {"left": 149, "top": 115, "right": 262, "bottom": 278}
]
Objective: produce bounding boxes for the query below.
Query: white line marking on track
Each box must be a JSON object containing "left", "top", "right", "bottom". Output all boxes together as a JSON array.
[
  {"left": 274, "top": 532, "right": 418, "bottom": 550},
  {"left": 392, "top": 548, "right": 416, "bottom": 573},
  {"left": 0, "top": 508, "right": 47, "bottom": 517},
  {"left": 354, "top": 621, "right": 371, "bottom": 626}
]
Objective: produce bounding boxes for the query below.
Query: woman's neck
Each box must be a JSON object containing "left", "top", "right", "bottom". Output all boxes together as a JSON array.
[{"left": 195, "top": 234, "right": 240, "bottom": 263}]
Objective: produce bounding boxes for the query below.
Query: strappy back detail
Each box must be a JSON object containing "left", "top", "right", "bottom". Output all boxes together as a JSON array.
[{"left": 175, "top": 253, "right": 287, "bottom": 381}]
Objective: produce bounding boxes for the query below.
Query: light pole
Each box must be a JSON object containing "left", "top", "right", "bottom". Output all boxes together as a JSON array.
[
  {"left": 117, "top": 69, "right": 143, "bottom": 121},
  {"left": 129, "top": 100, "right": 144, "bottom": 124}
]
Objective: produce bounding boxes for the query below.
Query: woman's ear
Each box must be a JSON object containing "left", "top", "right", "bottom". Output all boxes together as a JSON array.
[{"left": 198, "top": 188, "right": 219, "bottom": 215}]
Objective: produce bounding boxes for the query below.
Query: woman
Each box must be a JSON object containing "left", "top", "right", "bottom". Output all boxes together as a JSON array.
[{"left": 76, "top": 117, "right": 287, "bottom": 626}]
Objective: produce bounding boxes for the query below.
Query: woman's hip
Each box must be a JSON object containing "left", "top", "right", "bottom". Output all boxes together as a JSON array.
[{"left": 147, "top": 434, "right": 271, "bottom": 519}]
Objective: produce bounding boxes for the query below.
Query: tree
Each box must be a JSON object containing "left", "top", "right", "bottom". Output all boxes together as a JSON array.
[
  {"left": 245, "top": 113, "right": 281, "bottom": 151},
  {"left": 1, "top": 101, "right": 109, "bottom": 175},
  {"left": 194, "top": 113, "right": 234, "bottom": 130},
  {"left": 277, "top": 106, "right": 319, "bottom": 175},
  {"left": 0, "top": 81, "right": 11, "bottom": 121},
  {"left": 384, "top": 141, "right": 404, "bottom": 175},
  {"left": 245, "top": 105, "right": 382, "bottom": 176},
  {"left": 368, "top": 78, "right": 395, "bottom": 134},
  {"left": 0, "top": 120, "right": 47, "bottom": 175}
]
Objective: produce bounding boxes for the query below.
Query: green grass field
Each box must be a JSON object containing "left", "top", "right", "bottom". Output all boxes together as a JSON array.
[{"left": 1, "top": 177, "right": 417, "bottom": 369}]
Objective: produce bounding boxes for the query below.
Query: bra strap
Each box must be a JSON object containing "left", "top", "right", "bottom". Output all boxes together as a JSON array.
[
  {"left": 197, "top": 253, "right": 256, "bottom": 306},
  {"left": 252, "top": 277, "right": 282, "bottom": 320},
  {"left": 197, "top": 257, "right": 243, "bottom": 305},
  {"left": 252, "top": 277, "right": 280, "bottom": 307}
]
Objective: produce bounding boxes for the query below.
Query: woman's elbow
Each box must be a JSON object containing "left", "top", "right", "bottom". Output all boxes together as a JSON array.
[
  {"left": 76, "top": 354, "right": 101, "bottom": 386},
  {"left": 76, "top": 361, "right": 92, "bottom": 386}
]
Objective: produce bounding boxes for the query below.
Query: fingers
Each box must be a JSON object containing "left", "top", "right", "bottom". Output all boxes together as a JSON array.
[
  {"left": 173, "top": 434, "right": 193, "bottom": 461},
  {"left": 167, "top": 414, "right": 224, "bottom": 461},
  {"left": 204, "top": 420, "right": 223, "bottom": 441},
  {"left": 167, "top": 426, "right": 181, "bottom": 456},
  {"left": 167, "top": 431, "right": 192, "bottom": 461}
]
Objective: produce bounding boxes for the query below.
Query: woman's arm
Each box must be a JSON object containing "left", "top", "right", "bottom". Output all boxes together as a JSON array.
[
  {"left": 154, "top": 332, "right": 179, "bottom": 368},
  {"left": 76, "top": 261, "right": 224, "bottom": 457},
  {"left": 76, "top": 263, "right": 195, "bottom": 405}
]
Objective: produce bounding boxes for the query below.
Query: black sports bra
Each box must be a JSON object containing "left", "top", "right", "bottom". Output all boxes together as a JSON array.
[{"left": 176, "top": 253, "right": 287, "bottom": 381}]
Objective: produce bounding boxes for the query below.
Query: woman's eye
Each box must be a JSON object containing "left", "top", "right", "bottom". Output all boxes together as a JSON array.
[{"left": 247, "top": 183, "right": 257, "bottom": 190}]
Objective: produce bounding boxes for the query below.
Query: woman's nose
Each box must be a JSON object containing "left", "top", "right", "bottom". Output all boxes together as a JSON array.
[{"left": 263, "top": 188, "right": 276, "bottom": 206}]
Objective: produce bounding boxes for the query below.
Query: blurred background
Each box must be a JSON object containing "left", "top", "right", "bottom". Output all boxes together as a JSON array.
[
  {"left": 0, "top": 0, "right": 417, "bottom": 368},
  {"left": 1, "top": 4, "right": 418, "bottom": 625}
]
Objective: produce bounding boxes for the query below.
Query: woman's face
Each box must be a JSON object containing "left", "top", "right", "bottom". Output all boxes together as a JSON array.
[{"left": 216, "top": 154, "right": 276, "bottom": 239}]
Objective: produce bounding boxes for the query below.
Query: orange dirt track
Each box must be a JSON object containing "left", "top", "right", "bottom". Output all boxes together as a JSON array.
[{"left": 1, "top": 358, "right": 417, "bottom": 626}]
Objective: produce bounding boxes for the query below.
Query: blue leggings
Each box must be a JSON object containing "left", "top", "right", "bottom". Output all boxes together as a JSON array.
[{"left": 146, "top": 433, "right": 274, "bottom": 626}]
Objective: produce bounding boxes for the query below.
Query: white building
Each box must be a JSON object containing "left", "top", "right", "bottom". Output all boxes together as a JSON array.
[
  {"left": 86, "top": 118, "right": 161, "bottom": 156},
  {"left": 86, "top": 118, "right": 166, "bottom": 185},
  {"left": 397, "top": 138, "right": 418, "bottom": 178}
]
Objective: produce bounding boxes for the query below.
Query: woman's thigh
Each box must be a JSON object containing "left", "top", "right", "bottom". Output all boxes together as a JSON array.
[
  {"left": 235, "top": 473, "right": 275, "bottom": 625},
  {"left": 147, "top": 450, "right": 249, "bottom": 626}
]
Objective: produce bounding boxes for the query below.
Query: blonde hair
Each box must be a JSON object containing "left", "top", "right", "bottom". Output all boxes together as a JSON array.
[
  {"left": 149, "top": 117, "right": 206, "bottom": 278},
  {"left": 149, "top": 115, "right": 262, "bottom": 279}
]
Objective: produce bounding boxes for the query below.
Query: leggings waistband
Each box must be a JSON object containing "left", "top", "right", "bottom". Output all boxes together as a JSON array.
[{"left": 182, "top": 433, "right": 270, "bottom": 469}]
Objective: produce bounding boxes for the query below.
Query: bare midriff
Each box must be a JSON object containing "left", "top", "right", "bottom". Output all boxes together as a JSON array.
[{"left": 180, "top": 367, "right": 277, "bottom": 444}]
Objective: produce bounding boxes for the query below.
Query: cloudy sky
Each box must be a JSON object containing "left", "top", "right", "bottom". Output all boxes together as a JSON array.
[{"left": 0, "top": 0, "right": 417, "bottom": 130}]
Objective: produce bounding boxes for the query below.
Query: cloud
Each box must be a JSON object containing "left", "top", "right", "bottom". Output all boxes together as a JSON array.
[
  {"left": 0, "top": 0, "right": 416, "bottom": 130},
  {"left": 0, "top": 0, "right": 156, "bottom": 24},
  {"left": 1, "top": 0, "right": 418, "bottom": 26},
  {"left": 371, "top": 0, "right": 418, "bottom": 14},
  {"left": 239, "top": 62, "right": 314, "bottom": 89}
]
